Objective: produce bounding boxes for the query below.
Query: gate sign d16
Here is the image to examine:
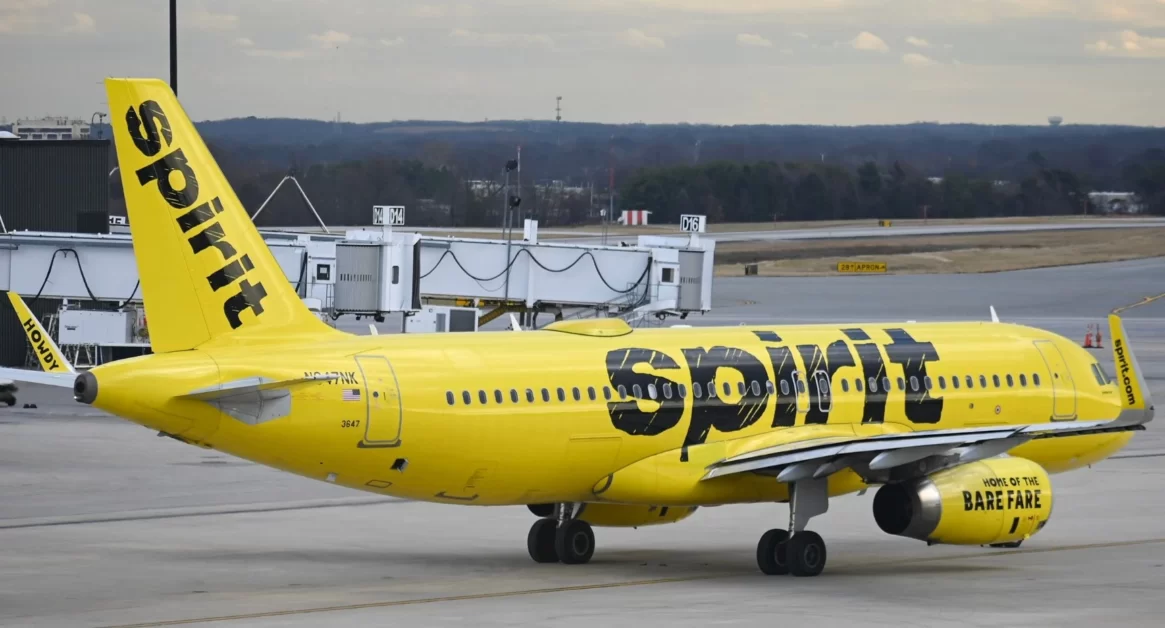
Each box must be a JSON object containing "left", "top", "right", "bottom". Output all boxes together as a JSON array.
[
  {"left": 680, "top": 214, "right": 707, "bottom": 233},
  {"left": 373, "top": 205, "right": 406, "bottom": 226}
]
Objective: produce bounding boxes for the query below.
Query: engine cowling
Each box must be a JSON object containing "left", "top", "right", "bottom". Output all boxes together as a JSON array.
[
  {"left": 579, "top": 504, "right": 698, "bottom": 528},
  {"left": 873, "top": 457, "right": 1053, "bottom": 546}
]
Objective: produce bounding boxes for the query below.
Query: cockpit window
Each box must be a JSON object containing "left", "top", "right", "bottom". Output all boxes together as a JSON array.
[{"left": 1091, "top": 363, "right": 1110, "bottom": 386}]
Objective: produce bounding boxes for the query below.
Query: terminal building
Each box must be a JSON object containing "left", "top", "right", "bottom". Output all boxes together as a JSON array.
[{"left": 8, "top": 117, "right": 93, "bottom": 141}]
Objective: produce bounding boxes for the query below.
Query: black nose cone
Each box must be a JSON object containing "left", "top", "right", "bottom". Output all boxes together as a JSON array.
[{"left": 74, "top": 371, "right": 97, "bottom": 404}]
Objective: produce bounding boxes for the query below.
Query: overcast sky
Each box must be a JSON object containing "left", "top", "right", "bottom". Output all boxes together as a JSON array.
[{"left": 2, "top": 0, "right": 1165, "bottom": 126}]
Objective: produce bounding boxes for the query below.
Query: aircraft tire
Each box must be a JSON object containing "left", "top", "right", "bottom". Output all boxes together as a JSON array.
[
  {"left": 527, "top": 519, "right": 559, "bottom": 563},
  {"left": 786, "top": 531, "right": 826, "bottom": 577},
  {"left": 755, "top": 528, "right": 790, "bottom": 575},
  {"left": 554, "top": 519, "right": 595, "bottom": 565}
]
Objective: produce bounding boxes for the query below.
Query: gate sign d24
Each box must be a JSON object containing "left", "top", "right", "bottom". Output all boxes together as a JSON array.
[
  {"left": 680, "top": 214, "right": 707, "bottom": 233},
  {"left": 373, "top": 205, "right": 406, "bottom": 226}
]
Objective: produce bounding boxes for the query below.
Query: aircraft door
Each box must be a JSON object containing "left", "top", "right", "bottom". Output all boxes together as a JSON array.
[
  {"left": 1033, "top": 341, "right": 1076, "bottom": 420},
  {"left": 355, "top": 355, "right": 403, "bottom": 447},
  {"left": 793, "top": 371, "right": 809, "bottom": 417}
]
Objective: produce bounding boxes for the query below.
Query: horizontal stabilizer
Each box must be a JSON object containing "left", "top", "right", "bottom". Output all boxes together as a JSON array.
[
  {"left": 180, "top": 373, "right": 337, "bottom": 426},
  {"left": 180, "top": 373, "right": 337, "bottom": 401},
  {"left": 0, "top": 367, "right": 75, "bottom": 389}
]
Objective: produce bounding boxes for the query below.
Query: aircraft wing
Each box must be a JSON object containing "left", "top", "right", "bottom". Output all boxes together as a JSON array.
[
  {"left": 705, "top": 313, "right": 1154, "bottom": 482},
  {"left": 0, "top": 367, "right": 76, "bottom": 388}
]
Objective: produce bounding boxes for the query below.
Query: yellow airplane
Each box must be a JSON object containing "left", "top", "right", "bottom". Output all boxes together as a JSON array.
[
  {"left": 0, "top": 79, "right": 1154, "bottom": 577},
  {"left": 6, "top": 291, "right": 75, "bottom": 375}
]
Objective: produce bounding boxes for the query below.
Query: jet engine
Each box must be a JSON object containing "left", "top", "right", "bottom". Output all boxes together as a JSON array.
[
  {"left": 580, "top": 504, "right": 698, "bottom": 528},
  {"left": 873, "top": 457, "right": 1053, "bottom": 546}
]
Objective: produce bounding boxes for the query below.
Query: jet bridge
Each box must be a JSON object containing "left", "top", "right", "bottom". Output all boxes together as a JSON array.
[{"left": 0, "top": 219, "right": 714, "bottom": 360}]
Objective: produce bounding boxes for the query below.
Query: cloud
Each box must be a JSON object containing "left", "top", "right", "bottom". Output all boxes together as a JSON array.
[
  {"left": 1087, "top": 30, "right": 1165, "bottom": 56},
  {"left": 620, "top": 28, "right": 666, "bottom": 49},
  {"left": 309, "top": 30, "right": 352, "bottom": 47},
  {"left": 906, "top": 36, "right": 931, "bottom": 48},
  {"left": 1085, "top": 39, "right": 1114, "bottom": 51},
  {"left": 449, "top": 29, "right": 553, "bottom": 47},
  {"left": 902, "top": 52, "right": 939, "bottom": 67},
  {"left": 188, "top": 9, "right": 239, "bottom": 31},
  {"left": 379, "top": 37, "right": 405, "bottom": 47},
  {"left": 63, "top": 12, "right": 94, "bottom": 34},
  {"left": 234, "top": 37, "right": 255, "bottom": 48},
  {"left": 850, "top": 31, "right": 888, "bottom": 52},
  {"left": 736, "top": 33, "right": 773, "bottom": 48}
]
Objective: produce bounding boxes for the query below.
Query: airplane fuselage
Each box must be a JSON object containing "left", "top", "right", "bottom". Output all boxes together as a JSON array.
[{"left": 90, "top": 319, "right": 1131, "bottom": 507}]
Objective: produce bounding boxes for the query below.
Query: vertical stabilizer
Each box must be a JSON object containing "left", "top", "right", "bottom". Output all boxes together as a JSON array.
[{"left": 105, "top": 78, "right": 334, "bottom": 352}]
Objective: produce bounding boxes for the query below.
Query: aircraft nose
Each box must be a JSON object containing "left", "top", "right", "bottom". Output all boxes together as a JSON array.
[{"left": 74, "top": 370, "right": 98, "bottom": 404}]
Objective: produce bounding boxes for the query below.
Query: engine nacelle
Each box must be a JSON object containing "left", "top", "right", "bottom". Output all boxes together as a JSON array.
[
  {"left": 579, "top": 504, "right": 698, "bottom": 528},
  {"left": 873, "top": 457, "right": 1053, "bottom": 546}
]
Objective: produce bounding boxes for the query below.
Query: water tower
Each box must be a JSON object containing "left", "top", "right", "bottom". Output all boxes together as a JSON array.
[{"left": 1048, "top": 116, "right": 1063, "bottom": 127}]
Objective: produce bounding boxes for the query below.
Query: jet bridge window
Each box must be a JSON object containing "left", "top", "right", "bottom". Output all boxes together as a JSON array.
[{"left": 446, "top": 391, "right": 455, "bottom": 406}]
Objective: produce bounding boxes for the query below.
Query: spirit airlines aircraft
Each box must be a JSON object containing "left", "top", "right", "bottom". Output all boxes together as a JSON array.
[{"left": 0, "top": 79, "right": 1154, "bottom": 578}]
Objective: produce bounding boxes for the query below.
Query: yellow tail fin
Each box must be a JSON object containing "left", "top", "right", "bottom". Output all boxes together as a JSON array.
[
  {"left": 105, "top": 78, "right": 334, "bottom": 352},
  {"left": 1108, "top": 314, "right": 1154, "bottom": 421},
  {"left": 6, "top": 292, "right": 74, "bottom": 373}
]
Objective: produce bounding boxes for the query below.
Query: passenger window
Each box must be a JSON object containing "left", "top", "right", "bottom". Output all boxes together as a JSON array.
[
  {"left": 463, "top": 391, "right": 471, "bottom": 404},
  {"left": 796, "top": 379, "right": 806, "bottom": 394},
  {"left": 678, "top": 384, "right": 688, "bottom": 398},
  {"left": 494, "top": 390, "right": 503, "bottom": 404},
  {"left": 882, "top": 377, "right": 891, "bottom": 392},
  {"left": 924, "top": 376, "right": 932, "bottom": 391},
  {"left": 1019, "top": 374, "right": 1027, "bottom": 387},
  {"left": 663, "top": 383, "right": 673, "bottom": 399},
  {"left": 479, "top": 390, "right": 488, "bottom": 404},
  {"left": 750, "top": 380, "right": 761, "bottom": 396},
  {"left": 766, "top": 380, "right": 776, "bottom": 395},
  {"left": 617, "top": 385, "right": 627, "bottom": 399},
  {"left": 510, "top": 389, "right": 519, "bottom": 403},
  {"left": 855, "top": 378, "right": 864, "bottom": 392},
  {"left": 938, "top": 376, "right": 946, "bottom": 390},
  {"left": 952, "top": 376, "right": 960, "bottom": 389},
  {"left": 603, "top": 386, "right": 612, "bottom": 400},
  {"left": 992, "top": 375, "right": 1000, "bottom": 388},
  {"left": 542, "top": 388, "right": 551, "bottom": 402},
  {"left": 841, "top": 379, "right": 850, "bottom": 392},
  {"left": 723, "top": 382, "right": 732, "bottom": 397},
  {"left": 1006, "top": 374, "right": 1014, "bottom": 388},
  {"left": 557, "top": 388, "right": 566, "bottom": 402},
  {"left": 693, "top": 382, "right": 704, "bottom": 398},
  {"left": 633, "top": 384, "right": 643, "bottom": 399},
  {"left": 780, "top": 380, "right": 791, "bottom": 395},
  {"left": 868, "top": 377, "right": 877, "bottom": 393},
  {"left": 446, "top": 391, "right": 455, "bottom": 405},
  {"left": 588, "top": 386, "right": 597, "bottom": 401},
  {"left": 572, "top": 387, "right": 581, "bottom": 401},
  {"left": 647, "top": 384, "right": 658, "bottom": 400},
  {"left": 966, "top": 375, "right": 974, "bottom": 388},
  {"left": 909, "top": 376, "right": 919, "bottom": 392},
  {"left": 737, "top": 382, "right": 745, "bottom": 396},
  {"left": 526, "top": 388, "right": 535, "bottom": 402},
  {"left": 708, "top": 382, "right": 718, "bottom": 398},
  {"left": 897, "top": 377, "right": 906, "bottom": 391},
  {"left": 1033, "top": 373, "right": 1041, "bottom": 387},
  {"left": 979, "top": 375, "right": 988, "bottom": 388}
]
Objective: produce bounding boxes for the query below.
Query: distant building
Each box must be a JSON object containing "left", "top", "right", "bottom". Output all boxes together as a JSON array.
[
  {"left": 10, "top": 117, "right": 91, "bottom": 140},
  {"left": 1088, "top": 192, "right": 1144, "bottom": 214}
]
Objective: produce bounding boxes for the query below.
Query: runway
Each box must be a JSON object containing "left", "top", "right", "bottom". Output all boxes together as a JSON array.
[{"left": 2, "top": 258, "right": 1163, "bottom": 627}]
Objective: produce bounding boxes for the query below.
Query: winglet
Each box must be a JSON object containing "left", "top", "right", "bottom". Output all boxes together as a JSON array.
[
  {"left": 1108, "top": 313, "right": 1154, "bottom": 426},
  {"left": 509, "top": 313, "right": 523, "bottom": 331},
  {"left": 6, "top": 292, "right": 74, "bottom": 374},
  {"left": 990, "top": 306, "right": 999, "bottom": 323}
]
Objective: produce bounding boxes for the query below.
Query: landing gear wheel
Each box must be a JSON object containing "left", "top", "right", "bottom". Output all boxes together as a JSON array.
[
  {"left": 786, "top": 531, "right": 826, "bottom": 577},
  {"left": 527, "top": 518, "right": 558, "bottom": 563},
  {"left": 756, "top": 528, "right": 790, "bottom": 575},
  {"left": 554, "top": 519, "right": 595, "bottom": 565},
  {"left": 990, "top": 540, "right": 1023, "bottom": 549}
]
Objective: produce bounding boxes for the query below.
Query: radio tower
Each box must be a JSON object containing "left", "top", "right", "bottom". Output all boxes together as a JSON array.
[{"left": 556, "top": 96, "right": 562, "bottom": 122}]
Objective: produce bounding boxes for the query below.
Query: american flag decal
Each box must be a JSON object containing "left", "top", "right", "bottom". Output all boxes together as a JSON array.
[{"left": 342, "top": 388, "right": 361, "bottom": 401}]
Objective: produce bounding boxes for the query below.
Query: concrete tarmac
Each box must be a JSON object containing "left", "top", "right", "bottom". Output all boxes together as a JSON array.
[{"left": 2, "top": 259, "right": 1164, "bottom": 627}]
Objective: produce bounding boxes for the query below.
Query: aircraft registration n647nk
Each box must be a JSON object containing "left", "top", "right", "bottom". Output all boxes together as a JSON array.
[{"left": 0, "top": 79, "right": 1154, "bottom": 577}]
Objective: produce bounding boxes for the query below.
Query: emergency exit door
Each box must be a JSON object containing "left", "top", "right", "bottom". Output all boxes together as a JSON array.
[
  {"left": 1034, "top": 341, "right": 1076, "bottom": 420},
  {"left": 355, "top": 355, "right": 403, "bottom": 447}
]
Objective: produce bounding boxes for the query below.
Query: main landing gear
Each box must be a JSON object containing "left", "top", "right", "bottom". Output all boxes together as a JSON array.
[
  {"left": 757, "top": 476, "right": 830, "bottom": 577},
  {"left": 527, "top": 503, "right": 594, "bottom": 565}
]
